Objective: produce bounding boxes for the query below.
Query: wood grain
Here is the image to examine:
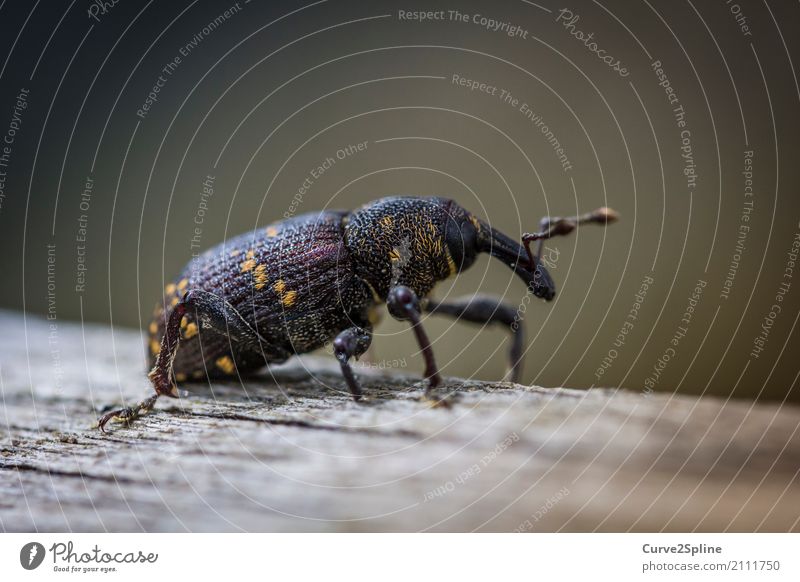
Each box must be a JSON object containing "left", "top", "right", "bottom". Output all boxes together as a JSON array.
[{"left": 1, "top": 310, "right": 798, "bottom": 532}]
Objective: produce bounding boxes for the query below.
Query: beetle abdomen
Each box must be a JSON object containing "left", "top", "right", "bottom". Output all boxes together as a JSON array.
[{"left": 148, "top": 210, "right": 375, "bottom": 378}]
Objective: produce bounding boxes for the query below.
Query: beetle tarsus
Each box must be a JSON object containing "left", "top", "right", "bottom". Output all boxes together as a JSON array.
[{"left": 96, "top": 394, "right": 160, "bottom": 433}]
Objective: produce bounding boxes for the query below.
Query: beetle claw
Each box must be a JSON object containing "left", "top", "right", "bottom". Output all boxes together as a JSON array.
[
  {"left": 421, "top": 393, "right": 453, "bottom": 409},
  {"left": 96, "top": 407, "right": 133, "bottom": 433},
  {"left": 96, "top": 394, "right": 160, "bottom": 433}
]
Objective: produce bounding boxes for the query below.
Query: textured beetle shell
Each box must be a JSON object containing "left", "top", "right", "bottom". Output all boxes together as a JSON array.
[{"left": 149, "top": 210, "right": 375, "bottom": 379}]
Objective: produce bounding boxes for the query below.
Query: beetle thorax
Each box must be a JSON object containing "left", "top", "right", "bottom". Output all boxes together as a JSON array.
[{"left": 344, "top": 197, "right": 457, "bottom": 300}]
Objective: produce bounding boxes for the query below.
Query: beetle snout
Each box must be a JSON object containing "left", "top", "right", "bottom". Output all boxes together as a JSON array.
[
  {"left": 533, "top": 263, "right": 556, "bottom": 300},
  {"left": 518, "top": 262, "right": 556, "bottom": 301}
]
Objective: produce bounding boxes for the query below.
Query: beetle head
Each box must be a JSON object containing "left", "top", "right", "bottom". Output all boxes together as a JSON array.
[
  {"left": 442, "top": 201, "right": 480, "bottom": 274},
  {"left": 443, "top": 201, "right": 556, "bottom": 300}
]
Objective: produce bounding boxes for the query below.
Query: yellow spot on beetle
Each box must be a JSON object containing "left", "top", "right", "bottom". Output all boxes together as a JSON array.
[
  {"left": 364, "top": 280, "right": 382, "bottom": 303},
  {"left": 240, "top": 258, "right": 256, "bottom": 272},
  {"left": 175, "top": 372, "right": 187, "bottom": 382},
  {"left": 180, "top": 315, "right": 189, "bottom": 329},
  {"left": 184, "top": 322, "right": 198, "bottom": 339},
  {"left": 380, "top": 216, "right": 393, "bottom": 230},
  {"left": 215, "top": 355, "right": 235, "bottom": 374},
  {"left": 469, "top": 214, "right": 481, "bottom": 232},
  {"left": 246, "top": 249, "right": 255, "bottom": 259},
  {"left": 282, "top": 290, "right": 297, "bottom": 307},
  {"left": 149, "top": 321, "right": 158, "bottom": 334},
  {"left": 266, "top": 226, "right": 279, "bottom": 237},
  {"left": 177, "top": 278, "right": 188, "bottom": 292},
  {"left": 368, "top": 305, "right": 383, "bottom": 325},
  {"left": 165, "top": 283, "right": 176, "bottom": 295},
  {"left": 271, "top": 278, "right": 296, "bottom": 308},
  {"left": 446, "top": 251, "right": 457, "bottom": 276},
  {"left": 170, "top": 296, "right": 180, "bottom": 308},
  {"left": 254, "top": 263, "right": 268, "bottom": 290},
  {"left": 150, "top": 339, "right": 161, "bottom": 355}
]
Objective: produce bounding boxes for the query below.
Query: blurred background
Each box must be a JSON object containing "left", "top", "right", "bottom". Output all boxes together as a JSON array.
[{"left": 0, "top": 0, "right": 798, "bottom": 401}]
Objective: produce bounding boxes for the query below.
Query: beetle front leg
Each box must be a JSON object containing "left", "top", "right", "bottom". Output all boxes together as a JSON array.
[
  {"left": 97, "top": 289, "right": 266, "bottom": 432},
  {"left": 97, "top": 300, "right": 187, "bottom": 432},
  {"left": 333, "top": 326, "right": 373, "bottom": 401},
  {"left": 522, "top": 207, "right": 619, "bottom": 272},
  {"left": 425, "top": 294, "right": 525, "bottom": 383},
  {"left": 387, "top": 286, "right": 448, "bottom": 404}
]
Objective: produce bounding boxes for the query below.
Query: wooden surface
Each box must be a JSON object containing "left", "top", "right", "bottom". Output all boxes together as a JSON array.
[{"left": 1, "top": 309, "right": 798, "bottom": 532}]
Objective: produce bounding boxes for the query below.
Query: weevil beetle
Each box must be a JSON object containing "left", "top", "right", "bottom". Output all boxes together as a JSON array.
[{"left": 97, "top": 196, "right": 618, "bottom": 431}]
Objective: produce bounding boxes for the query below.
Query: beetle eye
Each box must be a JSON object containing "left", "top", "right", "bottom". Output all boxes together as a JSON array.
[{"left": 445, "top": 214, "right": 478, "bottom": 272}]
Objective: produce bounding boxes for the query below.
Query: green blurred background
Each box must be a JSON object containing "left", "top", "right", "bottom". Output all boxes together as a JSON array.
[{"left": 1, "top": 0, "right": 798, "bottom": 401}]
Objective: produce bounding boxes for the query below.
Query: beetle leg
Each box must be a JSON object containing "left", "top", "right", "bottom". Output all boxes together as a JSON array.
[
  {"left": 522, "top": 207, "right": 619, "bottom": 272},
  {"left": 425, "top": 294, "right": 525, "bottom": 383},
  {"left": 97, "top": 299, "right": 187, "bottom": 432},
  {"left": 332, "top": 326, "right": 373, "bottom": 401},
  {"left": 534, "top": 216, "right": 553, "bottom": 264},
  {"left": 387, "top": 285, "right": 449, "bottom": 405},
  {"left": 98, "top": 289, "right": 266, "bottom": 432}
]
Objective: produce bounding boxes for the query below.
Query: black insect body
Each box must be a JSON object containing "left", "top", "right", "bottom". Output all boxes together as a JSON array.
[{"left": 98, "top": 196, "right": 618, "bottom": 431}]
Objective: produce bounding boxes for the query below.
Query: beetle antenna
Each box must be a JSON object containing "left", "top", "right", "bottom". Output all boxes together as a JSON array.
[{"left": 522, "top": 207, "right": 619, "bottom": 271}]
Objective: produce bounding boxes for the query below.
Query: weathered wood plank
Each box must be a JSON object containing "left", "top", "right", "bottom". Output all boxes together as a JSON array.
[{"left": 1, "top": 310, "right": 798, "bottom": 532}]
